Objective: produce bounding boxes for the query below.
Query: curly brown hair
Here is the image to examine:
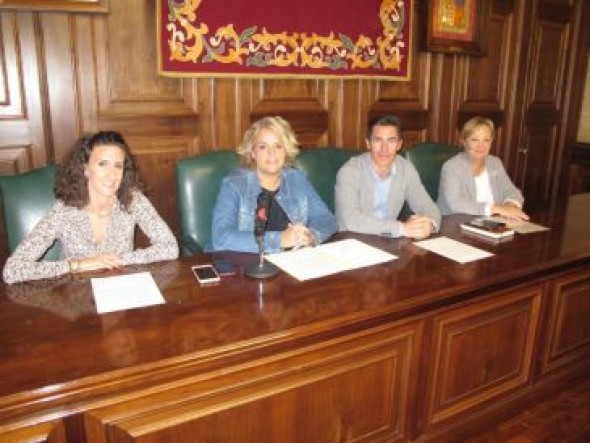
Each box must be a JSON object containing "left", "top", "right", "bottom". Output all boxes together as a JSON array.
[{"left": 54, "top": 131, "right": 142, "bottom": 211}]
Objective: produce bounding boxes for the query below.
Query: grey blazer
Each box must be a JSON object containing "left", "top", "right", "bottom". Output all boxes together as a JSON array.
[
  {"left": 437, "top": 152, "right": 524, "bottom": 216},
  {"left": 335, "top": 153, "right": 440, "bottom": 237}
]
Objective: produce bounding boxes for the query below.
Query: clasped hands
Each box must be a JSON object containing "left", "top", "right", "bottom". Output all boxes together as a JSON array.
[
  {"left": 402, "top": 215, "right": 434, "bottom": 240},
  {"left": 70, "top": 253, "right": 122, "bottom": 273},
  {"left": 280, "top": 223, "right": 315, "bottom": 250}
]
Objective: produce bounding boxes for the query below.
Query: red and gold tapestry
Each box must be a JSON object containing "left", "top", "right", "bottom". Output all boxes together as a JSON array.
[{"left": 158, "top": 0, "right": 412, "bottom": 81}]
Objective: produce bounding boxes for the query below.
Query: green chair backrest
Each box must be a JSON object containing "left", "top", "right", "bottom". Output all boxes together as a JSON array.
[
  {"left": 176, "top": 151, "right": 240, "bottom": 255},
  {"left": 294, "top": 147, "right": 358, "bottom": 212},
  {"left": 402, "top": 143, "right": 462, "bottom": 201},
  {"left": 0, "top": 165, "right": 59, "bottom": 260}
]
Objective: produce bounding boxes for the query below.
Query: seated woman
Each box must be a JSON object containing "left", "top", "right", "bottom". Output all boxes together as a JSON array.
[
  {"left": 438, "top": 117, "right": 529, "bottom": 220},
  {"left": 211, "top": 116, "right": 338, "bottom": 253},
  {"left": 3, "top": 131, "right": 179, "bottom": 284}
]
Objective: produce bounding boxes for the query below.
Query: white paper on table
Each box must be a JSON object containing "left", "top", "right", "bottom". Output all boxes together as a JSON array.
[
  {"left": 414, "top": 236, "right": 493, "bottom": 264},
  {"left": 91, "top": 271, "right": 165, "bottom": 314},
  {"left": 266, "top": 238, "right": 397, "bottom": 281},
  {"left": 512, "top": 222, "right": 549, "bottom": 234},
  {"left": 489, "top": 216, "right": 549, "bottom": 234}
]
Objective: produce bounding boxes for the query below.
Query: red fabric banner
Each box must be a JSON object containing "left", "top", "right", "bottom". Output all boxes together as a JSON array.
[{"left": 158, "top": 0, "right": 412, "bottom": 80}]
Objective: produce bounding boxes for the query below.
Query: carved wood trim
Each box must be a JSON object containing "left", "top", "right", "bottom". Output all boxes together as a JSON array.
[
  {"left": 93, "top": 6, "right": 198, "bottom": 119},
  {"left": 84, "top": 322, "right": 421, "bottom": 442},
  {"left": 0, "top": 1, "right": 108, "bottom": 13},
  {"left": 250, "top": 99, "right": 328, "bottom": 147},
  {"left": 0, "top": 420, "right": 66, "bottom": 442},
  {"left": 0, "top": 146, "right": 33, "bottom": 175},
  {"left": 425, "top": 285, "right": 542, "bottom": 426},
  {"left": 0, "top": 12, "right": 48, "bottom": 168},
  {"left": 457, "top": 108, "right": 504, "bottom": 130},
  {"left": 368, "top": 101, "right": 429, "bottom": 131},
  {"left": 542, "top": 269, "right": 590, "bottom": 377},
  {"left": 98, "top": 115, "right": 200, "bottom": 138}
]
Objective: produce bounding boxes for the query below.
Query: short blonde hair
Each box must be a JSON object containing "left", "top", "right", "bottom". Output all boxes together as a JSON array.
[
  {"left": 460, "top": 116, "right": 495, "bottom": 142},
  {"left": 237, "top": 116, "right": 300, "bottom": 168}
]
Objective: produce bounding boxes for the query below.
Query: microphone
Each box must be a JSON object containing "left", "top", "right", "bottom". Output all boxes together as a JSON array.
[
  {"left": 245, "top": 189, "right": 279, "bottom": 279},
  {"left": 254, "top": 189, "right": 272, "bottom": 239}
]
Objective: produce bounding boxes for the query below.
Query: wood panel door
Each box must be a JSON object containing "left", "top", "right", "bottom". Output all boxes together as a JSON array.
[
  {"left": 423, "top": 284, "right": 543, "bottom": 437},
  {"left": 541, "top": 269, "right": 590, "bottom": 378},
  {"left": 0, "top": 11, "right": 49, "bottom": 174},
  {"left": 512, "top": 0, "right": 583, "bottom": 206},
  {"left": 83, "top": 322, "right": 422, "bottom": 443}
]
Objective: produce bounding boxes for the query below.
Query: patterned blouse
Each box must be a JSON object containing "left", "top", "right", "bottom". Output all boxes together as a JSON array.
[{"left": 3, "top": 192, "right": 179, "bottom": 284}]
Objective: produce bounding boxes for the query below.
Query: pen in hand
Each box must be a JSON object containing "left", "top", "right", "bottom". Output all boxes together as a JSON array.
[{"left": 289, "top": 223, "right": 314, "bottom": 250}]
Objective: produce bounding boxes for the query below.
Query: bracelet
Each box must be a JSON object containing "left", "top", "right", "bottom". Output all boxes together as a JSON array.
[{"left": 69, "top": 260, "right": 80, "bottom": 273}]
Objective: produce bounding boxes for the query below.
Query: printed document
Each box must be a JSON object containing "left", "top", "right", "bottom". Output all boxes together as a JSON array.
[
  {"left": 415, "top": 236, "right": 493, "bottom": 264},
  {"left": 91, "top": 272, "right": 165, "bottom": 313},
  {"left": 266, "top": 238, "right": 397, "bottom": 281},
  {"left": 490, "top": 216, "right": 549, "bottom": 234}
]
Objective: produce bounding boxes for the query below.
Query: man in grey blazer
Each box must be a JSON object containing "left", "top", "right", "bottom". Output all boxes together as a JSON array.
[
  {"left": 437, "top": 116, "right": 528, "bottom": 220},
  {"left": 335, "top": 115, "right": 440, "bottom": 239}
]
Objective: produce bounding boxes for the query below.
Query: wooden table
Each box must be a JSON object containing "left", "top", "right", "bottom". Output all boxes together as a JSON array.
[{"left": 1, "top": 195, "right": 590, "bottom": 442}]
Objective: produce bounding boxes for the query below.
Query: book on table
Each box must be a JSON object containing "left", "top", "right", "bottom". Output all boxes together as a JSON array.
[
  {"left": 460, "top": 227, "right": 515, "bottom": 244},
  {"left": 460, "top": 217, "right": 515, "bottom": 239}
]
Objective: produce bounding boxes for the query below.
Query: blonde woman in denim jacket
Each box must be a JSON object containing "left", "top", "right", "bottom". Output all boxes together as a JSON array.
[{"left": 211, "top": 116, "right": 337, "bottom": 253}]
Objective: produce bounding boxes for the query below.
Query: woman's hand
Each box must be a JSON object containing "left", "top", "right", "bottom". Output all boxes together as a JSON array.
[
  {"left": 280, "top": 223, "right": 315, "bottom": 249},
  {"left": 70, "top": 254, "right": 123, "bottom": 273},
  {"left": 492, "top": 203, "right": 529, "bottom": 221}
]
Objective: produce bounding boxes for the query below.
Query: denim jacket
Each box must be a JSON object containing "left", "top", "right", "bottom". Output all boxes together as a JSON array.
[{"left": 210, "top": 167, "right": 338, "bottom": 253}]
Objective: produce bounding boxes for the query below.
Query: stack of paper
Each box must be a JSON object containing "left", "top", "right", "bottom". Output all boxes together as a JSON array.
[
  {"left": 265, "top": 238, "right": 397, "bottom": 281},
  {"left": 460, "top": 218, "right": 515, "bottom": 239}
]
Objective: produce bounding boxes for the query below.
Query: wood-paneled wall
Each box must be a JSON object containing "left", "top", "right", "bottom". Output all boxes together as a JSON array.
[{"left": 0, "top": 0, "right": 588, "bottom": 242}]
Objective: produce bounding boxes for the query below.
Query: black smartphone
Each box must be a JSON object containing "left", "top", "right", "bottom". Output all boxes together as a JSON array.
[
  {"left": 192, "top": 264, "right": 220, "bottom": 284},
  {"left": 213, "top": 260, "right": 237, "bottom": 276},
  {"left": 482, "top": 219, "right": 506, "bottom": 229}
]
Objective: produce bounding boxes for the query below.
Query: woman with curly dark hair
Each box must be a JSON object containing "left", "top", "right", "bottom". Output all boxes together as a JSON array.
[{"left": 3, "top": 131, "right": 178, "bottom": 284}]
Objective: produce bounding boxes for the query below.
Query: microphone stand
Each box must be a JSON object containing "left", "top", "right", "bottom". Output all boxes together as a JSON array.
[{"left": 244, "top": 234, "right": 279, "bottom": 279}]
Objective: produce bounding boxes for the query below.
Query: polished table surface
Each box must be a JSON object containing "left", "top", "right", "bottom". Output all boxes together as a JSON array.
[{"left": 1, "top": 194, "right": 589, "bottom": 413}]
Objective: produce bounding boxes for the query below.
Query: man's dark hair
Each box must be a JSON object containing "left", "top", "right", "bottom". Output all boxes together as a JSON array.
[{"left": 366, "top": 115, "right": 403, "bottom": 140}]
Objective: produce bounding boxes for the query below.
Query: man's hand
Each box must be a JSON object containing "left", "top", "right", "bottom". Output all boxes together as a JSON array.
[{"left": 401, "top": 215, "right": 434, "bottom": 240}]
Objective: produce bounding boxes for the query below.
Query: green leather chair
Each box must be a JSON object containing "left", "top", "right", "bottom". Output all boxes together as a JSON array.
[
  {"left": 0, "top": 165, "right": 59, "bottom": 260},
  {"left": 402, "top": 143, "right": 462, "bottom": 201},
  {"left": 294, "top": 147, "right": 358, "bottom": 212},
  {"left": 176, "top": 151, "right": 240, "bottom": 255}
]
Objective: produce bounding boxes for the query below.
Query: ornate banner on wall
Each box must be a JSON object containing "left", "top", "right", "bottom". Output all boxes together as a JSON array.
[{"left": 158, "top": 0, "right": 412, "bottom": 81}]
